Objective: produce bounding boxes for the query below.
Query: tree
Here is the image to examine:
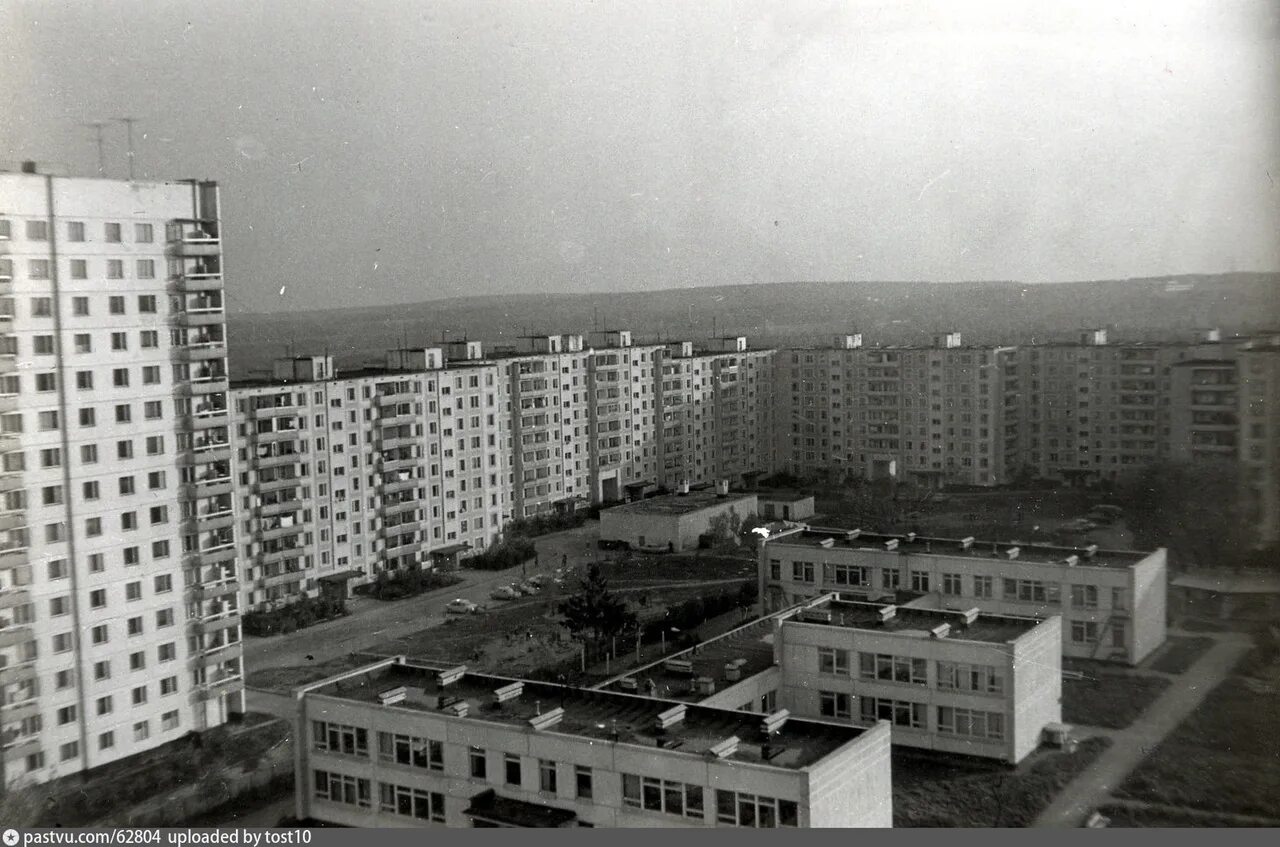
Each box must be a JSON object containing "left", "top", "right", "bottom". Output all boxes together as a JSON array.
[
  {"left": 558, "top": 563, "right": 636, "bottom": 646},
  {"left": 1113, "top": 460, "right": 1252, "bottom": 570}
]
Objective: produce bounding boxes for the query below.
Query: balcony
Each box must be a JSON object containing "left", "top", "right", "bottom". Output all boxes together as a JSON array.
[
  {"left": 379, "top": 411, "right": 417, "bottom": 428},
  {"left": 193, "top": 512, "right": 235, "bottom": 534},
  {"left": 378, "top": 433, "right": 417, "bottom": 452},
  {"left": 257, "top": 521, "right": 304, "bottom": 543},
  {"left": 0, "top": 661, "right": 37, "bottom": 686},
  {"left": 0, "top": 697, "right": 40, "bottom": 725},
  {"left": 259, "top": 496, "right": 303, "bottom": 517},
  {"left": 0, "top": 475, "right": 22, "bottom": 495},
  {"left": 191, "top": 376, "right": 230, "bottom": 396},
  {"left": 0, "top": 623, "right": 33, "bottom": 649},
  {"left": 191, "top": 639, "right": 243, "bottom": 664},
  {"left": 0, "top": 586, "right": 30, "bottom": 611},
  {"left": 168, "top": 231, "right": 222, "bottom": 258},
  {"left": 255, "top": 475, "right": 303, "bottom": 494},
  {"left": 379, "top": 475, "right": 418, "bottom": 495},
  {"left": 254, "top": 427, "right": 302, "bottom": 444},
  {"left": 184, "top": 546, "right": 237, "bottom": 568},
  {"left": 376, "top": 390, "right": 414, "bottom": 408},
  {"left": 259, "top": 568, "right": 305, "bottom": 589},
  {"left": 380, "top": 456, "right": 420, "bottom": 474},
  {"left": 0, "top": 512, "right": 24, "bottom": 533},
  {"left": 258, "top": 546, "right": 304, "bottom": 567},
  {"left": 173, "top": 340, "right": 227, "bottom": 362},
  {"left": 188, "top": 579, "right": 239, "bottom": 602}
]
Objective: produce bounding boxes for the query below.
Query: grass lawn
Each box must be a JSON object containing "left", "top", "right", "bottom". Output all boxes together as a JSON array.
[
  {"left": 247, "top": 655, "right": 373, "bottom": 693},
  {"left": 1116, "top": 670, "right": 1280, "bottom": 818},
  {"left": 594, "top": 552, "right": 755, "bottom": 586},
  {"left": 893, "top": 737, "right": 1112, "bottom": 827},
  {"left": 1097, "top": 803, "right": 1280, "bottom": 827},
  {"left": 1144, "top": 636, "right": 1216, "bottom": 675},
  {"left": 1062, "top": 666, "right": 1171, "bottom": 729}
]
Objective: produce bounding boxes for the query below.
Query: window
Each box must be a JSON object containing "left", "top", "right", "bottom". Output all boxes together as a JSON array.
[
  {"left": 791, "top": 561, "right": 814, "bottom": 582},
  {"left": 53, "top": 633, "right": 73, "bottom": 654},
  {"left": 76, "top": 370, "right": 93, "bottom": 389},
  {"left": 60, "top": 742, "right": 79, "bottom": 763},
  {"left": 468, "top": 746, "right": 486, "bottom": 779},
  {"left": 714, "top": 790, "right": 797, "bottom": 827},
  {"left": 162, "top": 710, "right": 180, "bottom": 731},
  {"left": 859, "top": 696, "right": 926, "bottom": 729},
  {"left": 33, "top": 335, "right": 55, "bottom": 355},
  {"left": 72, "top": 296, "right": 89, "bottom": 315},
  {"left": 47, "top": 559, "right": 69, "bottom": 580},
  {"left": 133, "top": 721, "right": 150, "bottom": 742},
  {"left": 937, "top": 706, "right": 1005, "bottom": 740},
  {"left": 160, "top": 676, "right": 178, "bottom": 696},
  {"left": 828, "top": 563, "right": 868, "bottom": 587},
  {"left": 56, "top": 705, "right": 77, "bottom": 725},
  {"left": 111, "top": 332, "right": 127, "bottom": 351},
  {"left": 1111, "top": 587, "right": 1128, "bottom": 611},
  {"left": 70, "top": 259, "right": 87, "bottom": 279},
  {"left": 67, "top": 221, "right": 85, "bottom": 241},
  {"left": 539, "top": 759, "right": 557, "bottom": 793},
  {"left": 136, "top": 260, "right": 155, "bottom": 279},
  {"left": 107, "top": 259, "right": 123, "bottom": 279},
  {"left": 622, "top": 774, "right": 704, "bottom": 819},
  {"left": 1002, "top": 578, "right": 1061, "bottom": 605},
  {"left": 158, "top": 642, "right": 176, "bottom": 662},
  {"left": 135, "top": 223, "right": 154, "bottom": 243},
  {"left": 973, "top": 575, "right": 993, "bottom": 599},
  {"left": 1070, "top": 620, "right": 1099, "bottom": 644},
  {"left": 881, "top": 568, "right": 901, "bottom": 590},
  {"left": 312, "top": 721, "right": 368, "bottom": 757},
  {"left": 859, "top": 652, "right": 928, "bottom": 685},
  {"left": 48, "top": 596, "right": 69, "bottom": 616},
  {"left": 1110, "top": 620, "right": 1126, "bottom": 648},
  {"left": 144, "top": 401, "right": 162, "bottom": 420},
  {"left": 817, "top": 647, "right": 849, "bottom": 676},
  {"left": 115, "top": 404, "right": 131, "bottom": 424},
  {"left": 142, "top": 366, "right": 160, "bottom": 385},
  {"left": 378, "top": 783, "right": 444, "bottom": 822},
  {"left": 504, "top": 753, "right": 521, "bottom": 786},
  {"left": 29, "top": 261, "right": 51, "bottom": 280},
  {"left": 119, "top": 476, "right": 136, "bottom": 496},
  {"left": 769, "top": 559, "right": 781, "bottom": 581},
  {"left": 113, "top": 369, "right": 129, "bottom": 388},
  {"left": 1070, "top": 584, "right": 1099, "bottom": 609},
  {"left": 81, "top": 444, "right": 98, "bottom": 463},
  {"left": 99, "top": 732, "right": 115, "bottom": 751},
  {"left": 105, "top": 222, "right": 122, "bottom": 242},
  {"left": 89, "top": 589, "right": 106, "bottom": 610},
  {"left": 154, "top": 574, "right": 173, "bottom": 593},
  {"left": 575, "top": 765, "right": 593, "bottom": 800},
  {"left": 156, "top": 608, "right": 174, "bottom": 628},
  {"left": 376, "top": 732, "right": 442, "bottom": 771},
  {"left": 141, "top": 330, "right": 159, "bottom": 349},
  {"left": 126, "top": 616, "right": 143, "bottom": 636},
  {"left": 109, "top": 296, "right": 125, "bottom": 315},
  {"left": 313, "top": 771, "right": 371, "bottom": 808},
  {"left": 146, "top": 435, "right": 164, "bottom": 455},
  {"left": 937, "top": 661, "right": 1004, "bottom": 695},
  {"left": 74, "top": 334, "right": 92, "bottom": 354},
  {"left": 117, "top": 439, "right": 133, "bottom": 459},
  {"left": 26, "top": 221, "right": 48, "bottom": 240},
  {"left": 94, "top": 662, "right": 111, "bottom": 681},
  {"left": 129, "top": 652, "right": 146, "bottom": 671},
  {"left": 910, "top": 571, "right": 930, "bottom": 592},
  {"left": 121, "top": 512, "right": 138, "bottom": 531},
  {"left": 942, "top": 573, "right": 963, "bottom": 596},
  {"left": 819, "top": 690, "right": 852, "bottom": 719},
  {"left": 38, "top": 410, "right": 60, "bottom": 430}
]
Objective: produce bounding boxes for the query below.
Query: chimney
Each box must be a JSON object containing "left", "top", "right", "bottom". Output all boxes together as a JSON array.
[{"left": 906, "top": 532, "right": 916, "bottom": 543}]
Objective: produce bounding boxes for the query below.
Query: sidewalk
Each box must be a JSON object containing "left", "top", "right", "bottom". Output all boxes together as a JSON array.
[{"left": 1034, "top": 632, "right": 1253, "bottom": 827}]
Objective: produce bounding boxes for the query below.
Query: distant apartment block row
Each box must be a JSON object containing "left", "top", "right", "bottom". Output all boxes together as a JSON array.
[{"left": 774, "top": 330, "right": 1280, "bottom": 542}]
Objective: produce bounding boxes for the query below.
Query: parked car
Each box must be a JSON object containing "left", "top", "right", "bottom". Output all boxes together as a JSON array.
[
  {"left": 519, "top": 581, "right": 541, "bottom": 595},
  {"left": 445, "top": 598, "right": 480, "bottom": 615},
  {"left": 508, "top": 583, "right": 531, "bottom": 597},
  {"left": 527, "top": 574, "right": 547, "bottom": 587},
  {"left": 490, "top": 586, "right": 519, "bottom": 601}
]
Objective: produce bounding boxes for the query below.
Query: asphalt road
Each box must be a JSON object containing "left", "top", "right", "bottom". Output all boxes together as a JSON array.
[{"left": 244, "top": 522, "right": 602, "bottom": 672}]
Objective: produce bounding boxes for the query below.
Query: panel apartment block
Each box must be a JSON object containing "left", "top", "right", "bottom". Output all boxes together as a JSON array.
[
  {"left": 759, "top": 527, "right": 1166, "bottom": 665},
  {"left": 1, "top": 168, "right": 243, "bottom": 788},
  {"left": 292, "top": 656, "right": 893, "bottom": 828}
]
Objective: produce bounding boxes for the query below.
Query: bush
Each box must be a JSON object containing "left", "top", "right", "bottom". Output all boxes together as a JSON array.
[
  {"left": 505, "top": 511, "right": 589, "bottom": 538},
  {"left": 242, "top": 595, "right": 346, "bottom": 637},
  {"left": 465, "top": 538, "right": 537, "bottom": 571},
  {"left": 352, "top": 566, "right": 461, "bottom": 601}
]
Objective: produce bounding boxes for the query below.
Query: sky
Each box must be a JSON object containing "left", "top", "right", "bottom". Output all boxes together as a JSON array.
[{"left": 3, "top": 0, "right": 1278, "bottom": 313}]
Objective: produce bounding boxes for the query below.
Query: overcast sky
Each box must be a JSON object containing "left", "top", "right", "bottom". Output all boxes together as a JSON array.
[{"left": 3, "top": 0, "right": 1278, "bottom": 313}]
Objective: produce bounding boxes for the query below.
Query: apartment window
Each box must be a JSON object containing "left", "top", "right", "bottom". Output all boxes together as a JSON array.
[
  {"left": 378, "top": 784, "right": 444, "bottom": 822},
  {"left": 71, "top": 295, "right": 89, "bottom": 315},
  {"left": 791, "top": 561, "right": 814, "bottom": 582},
  {"left": 158, "top": 642, "right": 176, "bottom": 662},
  {"left": 107, "top": 259, "right": 124, "bottom": 279},
  {"left": 314, "top": 771, "right": 371, "bottom": 809},
  {"left": 468, "top": 746, "right": 486, "bottom": 779},
  {"left": 121, "top": 512, "right": 138, "bottom": 531},
  {"left": 115, "top": 404, "right": 132, "bottom": 424},
  {"left": 98, "top": 732, "right": 115, "bottom": 751},
  {"left": 714, "top": 790, "right": 797, "bottom": 827},
  {"left": 129, "top": 651, "right": 145, "bottom": 671},
  {"left": 81, "top": 444, "right": 97, "bottom": 463},
  {"left": 136, "top": 259, "right": 155, "bottom": 279},
  {"left": 156, "top": 608, "right": 174, "bottom": 628},
  {"left": 817, "top": 647, "right": 849, "bottom": 676},
  {"left": 76, "top": 371, "right": 93, "bottom": 391},
  {"left": 105, "top": 222, "right": 122, "bottom": 242},
  {"left": 123, "top": 546, "right": 140, "bottom": 566},
  {"left": 67, "top": 221, "right": 85, "bottom": 241},
  {"left": 882, "top": 568, "right": 901, "bottom": 590},
  {"left": 56, "top": 705, "right": 77, "bottom": 725},
  {"left": 60, "top": 742, "right": 79, "bottom": 763},
  {"left": 937, "top": 661, "right": 1004, "bottom": 695},
  {"left": 29, "top": 261, "right": 51, "bottom": 280},
  {"left": 93, "top": 661, "right": 111, "bottom": 681},
  {"left": 860, "top": 696, "right": 926, "bottom": 729},
  {"left": 942, "top": 573, "right": 963, "bottom": 596},
  {"left": 575, "top": 765, "right": 593, "bottom": 800},
  {"left": 47, "top": 558, "right": 69, "bottom": 579},
  {"left": 376, "top": 732, "right": 443, "bottom": 771},
  {"left": 126, "top": 616, "right": 143, "bottom": 636},
  {"left": 53, "top": 633, "right": 73, "bottom": 654},
  {"left": 937, "top": 706, "right": 1005, "bottom": 741},
  {"left": 312, "top": 721, "right": 368, "bottom": 757},
  {"left": 117, "top": 439, "right": 133, "bottom": 459},
  {"left": 149, "top": 505, "right": 168, "bottom": 524},
  {"left": 125, "top": 581, "right": 142, "bottom": 601},
  {"left": 1070, "top": 584, "right": 1099, "bottom": 610},
  {"left": 113, "top": 369, "right": 129, "bottom": 388},
  {"left": 859, "top": 653, "right": 928, "bottom": 685},
  {"left": 88, "top": 553, "right": 104, "bottom": 573},
  {"left": 133, "top": 722, "right": 150, "bottom": 742},
  {"left": 26, "top": 220, "right": 48, "bottom": 240},
  {"left": 1111, "top": 587, "right": 1128, "bottom": 610},
  {"left": 89, "top": 589, "right": 106, "bottom": 610},
  {"left": 160, "top": 676, "right": 178, "bottom": 696},
  {"left": 819, "top": 690, "right": 852, "bottom": 719},
  {"left": 142, "top": 366, "right": 160, "bottom": 385},
  {"left": 144, "top": 401, "right": 163, "bottom": 420},
  {"left": 1111, "top": 620, "right": 1127, "bottom": 648},
  {"left": 70, "top": 259, "right": 87, "bottom": 279},
  {"left": 539, "top": 760, "right": 557, "bottom": 793},
  {"left": 135, "top": 223, "right": 154, "bottom": 243},
  {"left": 504, "top": 753, "right": 521, "bottom": 786},
  {"left": 1003, "top": 578, "right": 1060, "bottom": 604},
  {"left": 910, "top": 571, "right": 930, "bottom": 592},
  {"left": 162, "top": 710, "right": 181, "bottom": 731},
  {"left": 109, "top": 296, "right": 125, "bottom": 315},
  {"left": 146, "top": 435, "right": 164, "bottom": 455},
  {"left": 38, "top": 410, "right": 60, "bottom": 430},
  {"left": 141, "top": 330, "right": 159, "bottom": 349},
  {"left": 768, "top": 559, "right": 781, "bottom": 581},
  {"left": 110, "top": 332, "right": 128, "bottom": 351},
  {"left": 622, "top": 774, "right": 705, "bottom": 819},
  {"left": 154, "top": 574, "right": 173, "bottom": 593}
]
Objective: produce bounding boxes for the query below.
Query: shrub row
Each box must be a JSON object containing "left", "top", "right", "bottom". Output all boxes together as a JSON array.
[
  {"left": 352, "top": 566, "right": 462, "bottom": 601},
  {"left": 464, "top": 537, "right": 537, "bottom": 571},
  {"left": 242, "top": 596, "right": 346, "bottom": 636}
]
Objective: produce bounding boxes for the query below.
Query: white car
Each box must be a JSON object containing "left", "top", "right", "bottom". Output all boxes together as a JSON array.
[
  {"left": 490, "top": 586, "right": 519, "bottom": 601},
  {"left": 445, "top": 598, "right": 480, "bottom": 615}
]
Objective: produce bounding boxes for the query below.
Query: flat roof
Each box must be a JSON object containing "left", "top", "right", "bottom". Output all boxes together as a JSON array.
[
  {"left": 764, "top": 528, "right": 1153, "bottom": 570},
  {"left": 754, "top": 491, "right": 814, "bottom": 503},
  {"left": 602, "top": 490, "right": 756, "bottom": 517},
  {"left": 305, "top": 658, "right": 868, "bottom": 771},
  {"left": 599, "top": 618, "right": 778, "bottom": 703},
  {"left": 230, "top": 362, "right": 496, "bottom": 390},
  {"left": 789, "top": 597, "right": 1042, "bottom": 644}
]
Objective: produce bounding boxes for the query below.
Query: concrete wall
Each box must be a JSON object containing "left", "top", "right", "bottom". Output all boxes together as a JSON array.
[
  {"left": 699, "top": 666, "right": 780, "bottom": 713},
  {"left": 600, "top": 495, "right": 757, "bottom": 552},
  {"left": 1130, "top": 549, "right": 1168, "bottom": 664},
  {"left": 1010, "top": 616, "right": 1063, "bottom": 763},
  {"left": 803, "top": 720, "right": 893, "bottom": 828}
]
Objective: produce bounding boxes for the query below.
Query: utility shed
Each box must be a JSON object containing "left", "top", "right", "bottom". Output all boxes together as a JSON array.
[{"left": 599, "top": 489, "right": 759, "bottom": 552}]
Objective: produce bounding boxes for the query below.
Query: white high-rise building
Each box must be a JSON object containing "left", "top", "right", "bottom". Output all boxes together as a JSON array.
[{"left": 0, "top": 164, "right": 243, "bottom": 788}]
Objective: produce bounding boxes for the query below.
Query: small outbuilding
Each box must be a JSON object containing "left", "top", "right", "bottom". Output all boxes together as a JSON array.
[{"left": 599, "top": 484, "right": 758, "bottom": 552}]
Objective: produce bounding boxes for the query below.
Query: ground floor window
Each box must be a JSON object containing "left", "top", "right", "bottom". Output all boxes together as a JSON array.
[
  {"left": 715, "top": 790, "right": 799, "bottom": 827},
  {"left": 937, "top": 706, "right": 1005, "bottom": 741},
  {"left": 859, "top": 696, "right": 926, "bottom": 729},
  {"left": 379, "top": 783, "right": 444, "bottom": 822}
]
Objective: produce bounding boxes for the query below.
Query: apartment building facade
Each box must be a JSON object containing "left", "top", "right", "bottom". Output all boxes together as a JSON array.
[
  {"left": 293, "top": 656, "right": 893, "bottom": 828},
  {"left": 759, "top": 527, "right": 1166, "bottom": 665},
  {"left": 0, "top": 168, "right": 243, "bottom": 787},
  {"left": 1237, "top": 338, "right": 1280, "bottom": 545}
]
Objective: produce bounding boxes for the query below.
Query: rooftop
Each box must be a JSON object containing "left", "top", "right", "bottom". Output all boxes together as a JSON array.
[
  {"left": 764, "top": 527, "right": 1153, "bottom": 570},
  {"left": 753, "top": 491, "right": 815, "bottom": 503},
  {"left": 229, "top": 360, "right": 496, "bottom": 391},
  {"left": 602, "top": 490, "right": 757, "bottom": 517},
  {"left": 599, "top": 618, "right": 779, "bottom": 703},
  {"left": 787, "top": 597, "right": 1042, "bottom": 644},
  {"left": 305, "top": 657, "right": 868, "bottom": 771}
]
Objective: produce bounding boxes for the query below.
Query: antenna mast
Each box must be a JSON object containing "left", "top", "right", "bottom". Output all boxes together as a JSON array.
[{"left": 84, "top": 122, "right": 107, "bottom": 176}]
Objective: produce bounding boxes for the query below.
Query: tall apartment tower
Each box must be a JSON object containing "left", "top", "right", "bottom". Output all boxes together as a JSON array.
[{"left": 0, "top": 166, "right": 243, "bottom": 788}]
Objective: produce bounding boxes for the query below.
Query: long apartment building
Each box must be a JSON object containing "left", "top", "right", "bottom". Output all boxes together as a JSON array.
[
  {"left": 602, "top": 596, "right": 1062, "bottom": 765},
  {"left": 775, "top": 329, "right": 1256, "bottom": 488},
  {"left": 758, "top": 526, "right": 1167, "bottom": 665},
  {"left": 230, "top": 345, "right": 509, "bottom": 611},
  {"left": 293, "top": 655, "right": 892, "bottom": 828},
  {"left": 0, "top": 167, "right": 243, "bottom": 787}
]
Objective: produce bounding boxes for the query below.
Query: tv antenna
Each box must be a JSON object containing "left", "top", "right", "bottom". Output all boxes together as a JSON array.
[
  {"left": 84, "top": 122, "right": 108, "bottom": 175},
  {"left": 114, "top": 117, "right": 140, "bottom": 180}
]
